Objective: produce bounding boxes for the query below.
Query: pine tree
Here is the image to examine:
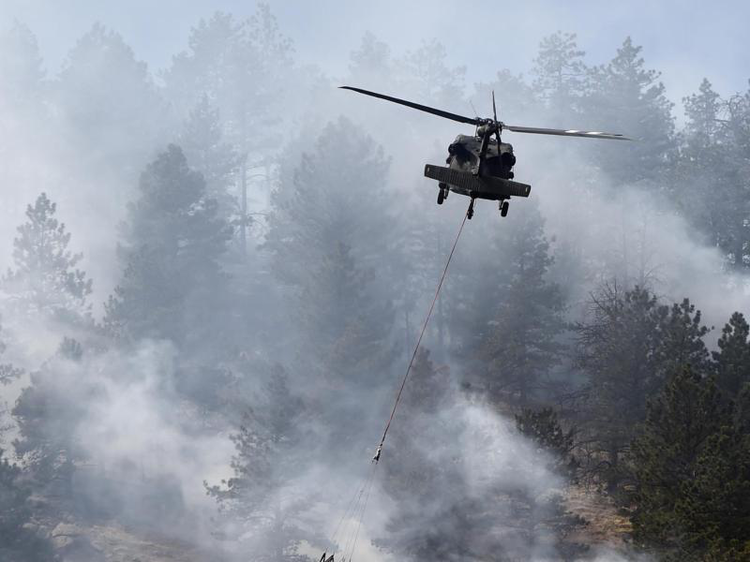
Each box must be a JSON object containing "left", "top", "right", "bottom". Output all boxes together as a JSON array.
[
  {"left": 2, "top": 193, "right": 92, "bottom": 325},
  {"left": 631, "top": 367, "right": 750, "bottom": 559},
  {"left": 584, "top": 37, "right": 675, "bottom": 185},
  {"left": 575, "top": 284, "right": 660, "bottom": 489},
  {"left": 712, "top": 312, "right": 750, "bottom": 398},
  {"left": 476, "top": 204, "right": 567, "bottom": 405},
  {"left": 672, "top": 79, "right": 730, "bottom": 250},
  {"left": 206, "top": 369, "right": 318, "bottom": 561},
  {"left": 265, "top": 118, "right": 397, "bottom": 400},
  {"left": 576, "top": 286, "right": 712, "bottom": 491},
  {"left": 532, "top": 31, "right": 587, "bottom": 117},
  {"left": 516, "top": 407, "right": 579, "bottom": 480},
  {"left": 55, "top": 23, "right": 166, "bottom": 177},
  {"left": 178, "top": 95, "right": 244, "bottom": 222},
  {"left": 104, "top": 145, "right": 232, "bottom": 348},
  {"left": 651, "top": 298, "right": 711, "bottom": 381}
]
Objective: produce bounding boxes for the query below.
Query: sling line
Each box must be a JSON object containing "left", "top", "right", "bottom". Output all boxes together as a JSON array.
[
  {"left": 324, "top": 202, "right": 470, "bottom": 562},
  {"left": 373, "top": 202, "right": 470, "bottom": 463}
]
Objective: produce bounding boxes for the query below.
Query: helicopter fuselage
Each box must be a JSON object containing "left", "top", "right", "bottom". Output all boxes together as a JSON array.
[{"left": 426, "top": 134, "right": 531, "bottom": 217}]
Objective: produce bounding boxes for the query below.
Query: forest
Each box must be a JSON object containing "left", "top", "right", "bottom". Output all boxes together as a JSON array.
[{"left": 1, "top": 4, "right": 750, "bottom": 561}]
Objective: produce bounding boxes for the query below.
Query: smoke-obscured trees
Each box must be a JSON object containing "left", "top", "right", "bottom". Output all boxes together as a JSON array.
[
  {"left": 583, "top": 37, "right": 675, "bottom": 186},
  {"left": 178, "top": 95, "right": 244, "bottom": 223},
  {"left": 532, "top": 31, "right": 587, "bottom": 118},
  {"left": 105, "top": 145, "right": 231, "bottom": 349},
  {"left": 2, "top": 193, "right": 93, "bottom": 327},
  {"left": 265, "top": 118, "right": 397, "bottom": 402},
  {"left": 574, "top": 285, "right": 710, "bottom": 490},
  {"left": 0, "top": 448, "right": 55, "bottom": 561},
  {"left": 55, "top": 23, "right": 167, "bottom": 180},
  {"left": 12, "top": 339, "right": 93, "bottom": 501},
  {"left": 207, "top": 369, "right": 318, "bottom": 561}
]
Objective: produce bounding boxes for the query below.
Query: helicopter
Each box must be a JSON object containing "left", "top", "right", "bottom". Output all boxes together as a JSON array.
[{"left": 340, "top": 86, "right": 630, "bottom": 219}]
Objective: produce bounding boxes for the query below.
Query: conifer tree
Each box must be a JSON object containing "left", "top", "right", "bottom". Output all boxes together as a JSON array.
[
  {"left": 56, "top": 23, "right": 166, "bottom": 175},
  {"left": 712, "top": 311, "right": 750, "bottom": 398},
  {"left": 12, "top": 338, "right": 92, "bottom": 497},
  {"left": 2, "top": 193, "right": 92, "bottom": 325},
  {"left": 105, "top": 145, "right": 231, "bottom": 347},
  {"left": 178, "top": 95, "right": 244, "bottom": 222},
  {"left": 631, "top": 367, "right": 750, "bottom": 559},
  {"left": 575, "top": 284, "right": 660, "bottom": 489},
  {"left": 265, "top": 118, "right": 397, "bottom": 396},
  {"left": 532, "top": 31, "right": 587, "bottom": 116},
  {"left": 584, "top": 37, "right": 675, "bottom": 185},
  {"left": 476, "top": 204, "right": 567, "bottom": 405}
]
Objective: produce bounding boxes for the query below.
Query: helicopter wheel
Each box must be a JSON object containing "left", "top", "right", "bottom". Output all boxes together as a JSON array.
[
  {"left": 437, "top": 189, "right": 445, "bottom": 205},
  {"left": 500, "top": 200, "right": 509, "bottom": 217}
]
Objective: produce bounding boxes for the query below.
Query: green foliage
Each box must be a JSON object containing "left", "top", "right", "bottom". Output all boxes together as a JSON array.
[
  {"left": 713, "top": 312, "right": 750, "bottom": 397},
  {"left": 516, "top": 407, "right": 579, "bottom": 480},
  {"left": 631, "top": 367, "right": 750, "bottom": 560},
  {"left": 454, "top": 203, "right": 567, "bottom": 405},
  {"left": 575, "top": 285, "right": 710, "bottom": 490},
  {"left": 3, "top": 193, "right": 93, "bottom": 325}
]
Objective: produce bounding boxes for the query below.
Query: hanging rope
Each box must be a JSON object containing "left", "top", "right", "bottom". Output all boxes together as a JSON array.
[
  {"left": 373, "top": 202, "right": 470, "bottom": 464},
  {"left": 324, "top": 202, "right": 471, "bottom": 561}
]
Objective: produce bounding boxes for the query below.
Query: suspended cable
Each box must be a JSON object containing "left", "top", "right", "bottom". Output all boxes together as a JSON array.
[
  {"left": 322, "top": 203, "right": 471, "bottom": 561},
  {"left": 373, "top": 203, "right": 470, "bottom": 464}
]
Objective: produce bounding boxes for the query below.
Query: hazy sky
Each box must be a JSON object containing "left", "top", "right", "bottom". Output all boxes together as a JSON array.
[{"left": 3, "top": 0, "right": 750, "bottom": 119}]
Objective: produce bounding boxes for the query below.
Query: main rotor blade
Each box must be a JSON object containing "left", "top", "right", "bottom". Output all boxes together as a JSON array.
[
  {"left": 340, "top": 86, "right": 481, "bottom": 126},
  {"left": 504, "top": 125, "right": 631, "bottom": 141}
]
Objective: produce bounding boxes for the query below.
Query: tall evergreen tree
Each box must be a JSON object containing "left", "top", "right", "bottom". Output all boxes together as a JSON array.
[
  {"left": 712, "top": 312, "right": 750, "bottom": 398},
  {"left": 178, "top": 94, "right": 244, "bottom": 222},
  {"left": 631, "top": 367, "right": 750, "bottom": 559},
  {"left": 2, "top": 193, "right": 92, "bottom": 325},
  {"left": 265, "top": 118, "right": 397, "bottom": 398},
  {"left": 573, "top": 286, "right": 709, "bottom": 490},
  {"left": 583, "top": 37, "right": 675, "bottom": 185},
  {"left": 672, "top": 79, "right": 731, "bottom": 249},
  {"left": 476, "top": 204, "right": 567, "bottom": 405},
  {"left": 532, "top": 31, "right": 587, "bottom": 117},
  {"left": 104, "top": 144, "right": 231, "bottom": 349},
  {"left": 55, "top": 23, "right": 166, "bottom": 177}
]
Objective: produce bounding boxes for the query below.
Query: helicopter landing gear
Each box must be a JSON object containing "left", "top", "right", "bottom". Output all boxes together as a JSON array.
[
  {"left": 500, "top": 200, "right": 509, "bottom": 217},
  {"left": 437, "top": 184, "right": 449, "bottom": 205},
  {"left": 467, "top": 198, "right": 475, "bottom": 220}
]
